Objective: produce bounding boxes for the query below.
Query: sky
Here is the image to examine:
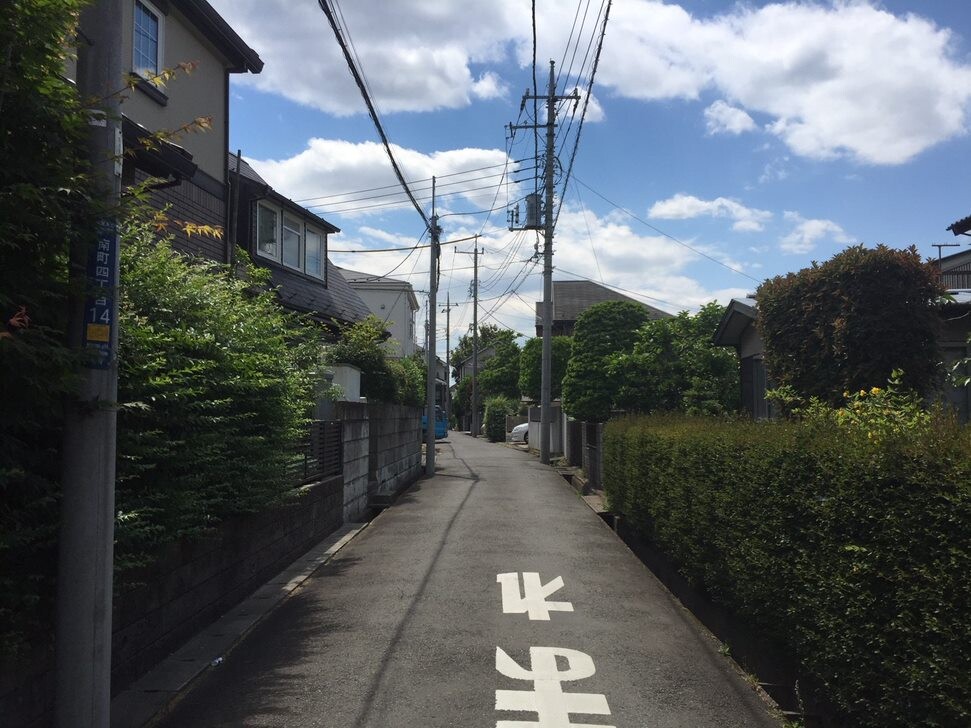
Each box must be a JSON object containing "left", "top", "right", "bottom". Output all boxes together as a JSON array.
[{"left": 210, "top": 0, "right": 971, "bottom": 357}]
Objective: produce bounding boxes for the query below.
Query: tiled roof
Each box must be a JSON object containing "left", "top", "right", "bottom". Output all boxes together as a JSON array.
[
  {"left": 268, "top": 264, "right": 373, "bottom": 326},
  {"left": 227, "top": 151, "right": 267, "bottom": 187},
  {"left": 534, "top": 280, "right": 672, "bottom": 325}
]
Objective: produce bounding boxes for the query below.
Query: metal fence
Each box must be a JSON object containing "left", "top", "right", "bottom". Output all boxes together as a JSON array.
[{"left": 288, "top": 420, "right": 343, "bottom": 485}]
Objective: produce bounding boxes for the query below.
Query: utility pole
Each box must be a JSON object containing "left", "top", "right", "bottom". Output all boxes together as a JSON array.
[
  {"left": 471, "top": 245, "right": 479, "bottom": 437},
  {"left": 510, "top": 61, "right": 578, "bottom": 464},
  {"left": 425, "top": 177, "right": 440, "bottom": 476},
  {"left": 441, "top": 292, "right": 458, "bottom": 425},
  {"left": 56, "top": 2, "right": 123, "bottom": 726},
  {"left": 456, "top": 242, "right": 480, "bottom": 436}
]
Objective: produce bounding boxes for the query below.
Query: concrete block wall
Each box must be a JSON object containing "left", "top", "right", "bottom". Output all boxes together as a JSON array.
[
  {"left": 368, "top": 403, "right": 422, "bottom": 496},
  {"left": 338, "top": 401, "right": 371, "bottom": 522},
  {"left": 110, "top": 475, "right": 343, "bottom": 689}
]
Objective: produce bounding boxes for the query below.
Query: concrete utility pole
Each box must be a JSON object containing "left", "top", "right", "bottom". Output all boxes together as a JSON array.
[
  {"left": 511, "top": 61, "right": 578, "bottom": 465},
  {"left": 472, "top": 245, "right": 480, "bottom": 437},
  {"left": 441, "top": 292, "right": 458, "bottom": 425},
  {"left": 456, "top": 243, "right": 481, "bottom": 435},
  {"left": 56, "top": 2, "right": 123, "bottom": 725},
  {"left": 425, "top": 178, "right": 441, "bottom": 476}
]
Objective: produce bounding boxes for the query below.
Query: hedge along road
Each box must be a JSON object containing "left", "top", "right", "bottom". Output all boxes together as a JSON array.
[{"left": 158, "top": 435, "right": 781, "bottom": 728}]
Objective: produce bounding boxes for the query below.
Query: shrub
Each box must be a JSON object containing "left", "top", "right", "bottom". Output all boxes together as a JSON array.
[
  {"left": 0, "top": 0, "right": 94, "bottom": 654},
  {"left": 604, "top": 409, "right": 971, "bottom": 727},
  {"left": 115, "top": 218, "right": 321, "bottom": 569},
  {"left": 483, "top": 396, "right": 517, "bottom": 442},
  {"left": 756, "top": 245, "right": 945, "bottom": 403}
]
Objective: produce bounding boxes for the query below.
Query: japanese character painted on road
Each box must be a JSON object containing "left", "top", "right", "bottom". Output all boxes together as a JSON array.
[
  {"left": 497, "top": 572, "right": 574, "bottom": 621},
  {"left": 495, "top": 646, "right": 614, "bottom": 728}
]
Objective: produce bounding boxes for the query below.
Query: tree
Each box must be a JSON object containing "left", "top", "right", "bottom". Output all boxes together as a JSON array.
[
  {"left": 450, "top": 323, "right": 517, "bottom": 382},
  {"left": 610, "top": 302, "right": 739, "bottom": 415},
  {"left": 562, "top": 301, "right": 652, "bottom": 422},
  {"left": 478, "top": 338, "right": 521, "bottom": 400},
  {"left": 756, "top": 245, "right": 945, "bottom": 403},
  {"left": 0, "top": 0, "right": 94, "bottom": 654},
  {"left": 519, "top": 336, "right": 572, "bottom": 401}
]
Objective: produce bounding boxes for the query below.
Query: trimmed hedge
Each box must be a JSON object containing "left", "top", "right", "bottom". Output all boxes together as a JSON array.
[
  {"left": 483, "top": 396, "right": 517, "bottom": 443},
  {"left": 604, "top": 414, "right": 971, "bottom": 727}
]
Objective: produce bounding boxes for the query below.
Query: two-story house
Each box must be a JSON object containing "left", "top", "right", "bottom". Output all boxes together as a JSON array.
[
  {"left": 336, "top": 267, "right": 420, "bottom": 357},
  {"left": 226, "top": 153, "right": 372, "bottom": 331},
  {"left": 103, "top": 0, "right": 263, "bottom": 261}
]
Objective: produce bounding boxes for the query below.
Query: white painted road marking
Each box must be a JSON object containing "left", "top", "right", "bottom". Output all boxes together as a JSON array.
[
  {"left": 495, "top": 646, "right": 615, "bottom": 728},
  {"left": 497, "top": 572, "right": 574, "bottom": 621}
]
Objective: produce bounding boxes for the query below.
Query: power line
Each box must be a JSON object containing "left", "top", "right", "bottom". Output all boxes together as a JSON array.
[
  {"left": 329, "top": 233, "right": 480, "bottom": 254},
  {"left": 317, "top": 0, "right": 428, "bottom": 227},
  {"left": 572, "top": 176, "right": 762, "bottom": 284}
]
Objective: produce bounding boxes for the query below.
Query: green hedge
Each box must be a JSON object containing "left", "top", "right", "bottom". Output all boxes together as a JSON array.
[
  {"left": 604, "top": 414, "right": 971, "bottom": 727},
  {"left": 484, "top": 396, "right": 517, "bottom": 442},
  {"left": 115, "top": 219, "right": 321, "bottom": 570}
]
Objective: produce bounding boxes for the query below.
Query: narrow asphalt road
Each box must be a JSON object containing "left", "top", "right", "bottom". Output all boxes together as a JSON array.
[{"left": 158, "top": 434, "right": 780, "bottom": 728}]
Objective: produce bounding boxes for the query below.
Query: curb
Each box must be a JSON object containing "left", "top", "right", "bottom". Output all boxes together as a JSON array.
[{"left": 109, "top": 522, "right": 368, "bottom": 728}]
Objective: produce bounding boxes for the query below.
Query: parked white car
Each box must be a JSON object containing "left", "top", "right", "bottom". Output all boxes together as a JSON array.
[{"left": 510, "top": 422, "right": 528, "bottom": 444}]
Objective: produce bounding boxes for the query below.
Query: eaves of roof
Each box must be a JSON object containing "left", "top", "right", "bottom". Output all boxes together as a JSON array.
[
  {"left": 712, "top": 298, "right": 757, "bottom": 347},
  {"left": 172, "top": 0, "right": 263, "bottom": 74}
]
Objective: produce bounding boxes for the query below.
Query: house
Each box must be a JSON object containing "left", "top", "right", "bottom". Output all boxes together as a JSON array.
[
  {"left": 714, "top": 248, "right": 971, "bottom": 421},
  {"left": 534, "top": 280, "right": 671, "bottom": 337},
  {"left": 336, "top": 267, "right": 420, "bottom": 357},
  {"left": 711, "top": 298, "right": 774, "bottom": 419},
  {"left": 114, "top": 0, "right": 263, "bottom": 261},
  {"left": 936, "top": 245, "right": 971, "bottom": 421},
  {"left": 225, "top": 153, "right": 372, "bottom": 331},
  {"left": 454, "top": 346, "right": 497, "bottom": 383}
]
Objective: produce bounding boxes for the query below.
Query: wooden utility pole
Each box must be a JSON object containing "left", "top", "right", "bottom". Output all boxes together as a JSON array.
[{"left": 56, "top": 2, "right": 123, "bottom": 725}]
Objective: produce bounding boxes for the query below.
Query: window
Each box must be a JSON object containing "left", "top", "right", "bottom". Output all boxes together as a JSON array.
[
  {"left": 305, "top": 229, "right": 323, "bottom": 278},
  {"left": 257, "top": 204, "right": 278, "bottom": 259},
  {"left": 133, "top": 1, "right": 163, "bottom": 80},
  {"left": 282, "top": 215, "right": 302, "bottom": 269}
]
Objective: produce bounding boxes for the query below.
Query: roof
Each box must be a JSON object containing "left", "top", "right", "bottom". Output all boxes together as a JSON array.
[
  {"left": 228, "top": 152, "right": 340, "bottom": 234},
  {"left": 947, "top": 214, "right": 971, "bottom": 236},
  {"left": 172, "top": 0, "right": 263, "bottom": 74},
  {"left": 534, "top": 280, "right": 672, "bottom": 325},
  {"left": 269, "top": 264, "right": 373, "bottom": 326},
  {"left": 712, "top": 298, "right": 757, "bottom": 347},
  {"left": 123, "top": 115, "right": 197, "bottom": 180},
  {"left": 937, "top": 247, "right": 971, "bottom": 271}
]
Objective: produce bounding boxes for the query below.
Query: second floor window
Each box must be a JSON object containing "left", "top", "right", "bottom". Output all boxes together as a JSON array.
[
  {"left": 257, "top": 204, "right": 278, "bottom": 259},
  {"left": 305, "top": 230, "right": 323, "bottom": 278},
  {"left": 282, "top": 215, "right": 302, "bottom": 269},
  {"left": 133, "top": 1, "right": 163, "bottom": 79}
]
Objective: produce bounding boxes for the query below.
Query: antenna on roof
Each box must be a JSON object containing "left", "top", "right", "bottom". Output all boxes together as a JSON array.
[{"left": 933, "top": 243, "right": 960, "bottom": 261}]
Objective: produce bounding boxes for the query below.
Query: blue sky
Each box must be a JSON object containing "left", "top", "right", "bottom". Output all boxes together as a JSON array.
[{"left": 210, "top": 0, "right": 971, "bottom": 353}]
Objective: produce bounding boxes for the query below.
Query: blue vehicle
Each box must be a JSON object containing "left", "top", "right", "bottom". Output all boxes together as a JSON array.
[{"left": 422, "top": 405, "right": 448, "bottom": 439}]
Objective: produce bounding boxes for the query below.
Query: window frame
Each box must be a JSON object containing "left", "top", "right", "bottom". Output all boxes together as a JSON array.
[
  {"left": 256, "top": 203, "right": 280, "bottom": 262},
  {"left": 304, "top": 227, "right": 325, "bottom": 280},
  {"left": 132, "top": 0, "right": 165, "bottom": 83},
  {"left": 281, "top": 214, "right": 303, "bottom": 271}
]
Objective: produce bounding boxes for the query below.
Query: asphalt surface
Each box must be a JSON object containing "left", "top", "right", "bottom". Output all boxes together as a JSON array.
[{"left": 158, "top": 435, "right": 781, "bottom": 728}]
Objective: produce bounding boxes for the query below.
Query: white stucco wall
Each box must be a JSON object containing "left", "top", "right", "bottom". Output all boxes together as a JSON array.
[{"left": 352, "top": 287, "right": 417, "bottom": 357}]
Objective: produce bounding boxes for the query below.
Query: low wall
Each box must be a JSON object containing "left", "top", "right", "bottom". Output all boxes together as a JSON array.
[
  {"left": 338, "top": 401, "right": 370, "bottom": 522},
  {"left": 1, "top": 476, "right": 343, "bottom": 728},
  {"left": 368, "top": 403, "right": 422, "bottom": 497}
]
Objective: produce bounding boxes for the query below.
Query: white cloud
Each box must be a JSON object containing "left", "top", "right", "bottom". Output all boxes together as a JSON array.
[
  {"left": 210, "top": 0, "right": 525, "bottom": 115},
  {"left": 247, "top": 138, "right": 513, "bottom": 218},
  {"left": 212, "top": 1, "right": 971, "bottom": 164},
  {"left": 597, "top": 1, "right": 971, "bottom": 164},
  {"left": 648, "top": 193, "right": 772, "bottom": 232},
  {"left": 779, "top": 210, "right": 853, "bottom": 254},
  {"left": 704, "top": 100, "right": 756, "bottom": 135},
  {"left": 759, "top": 156, "right": 790, "bottom": 184}
]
